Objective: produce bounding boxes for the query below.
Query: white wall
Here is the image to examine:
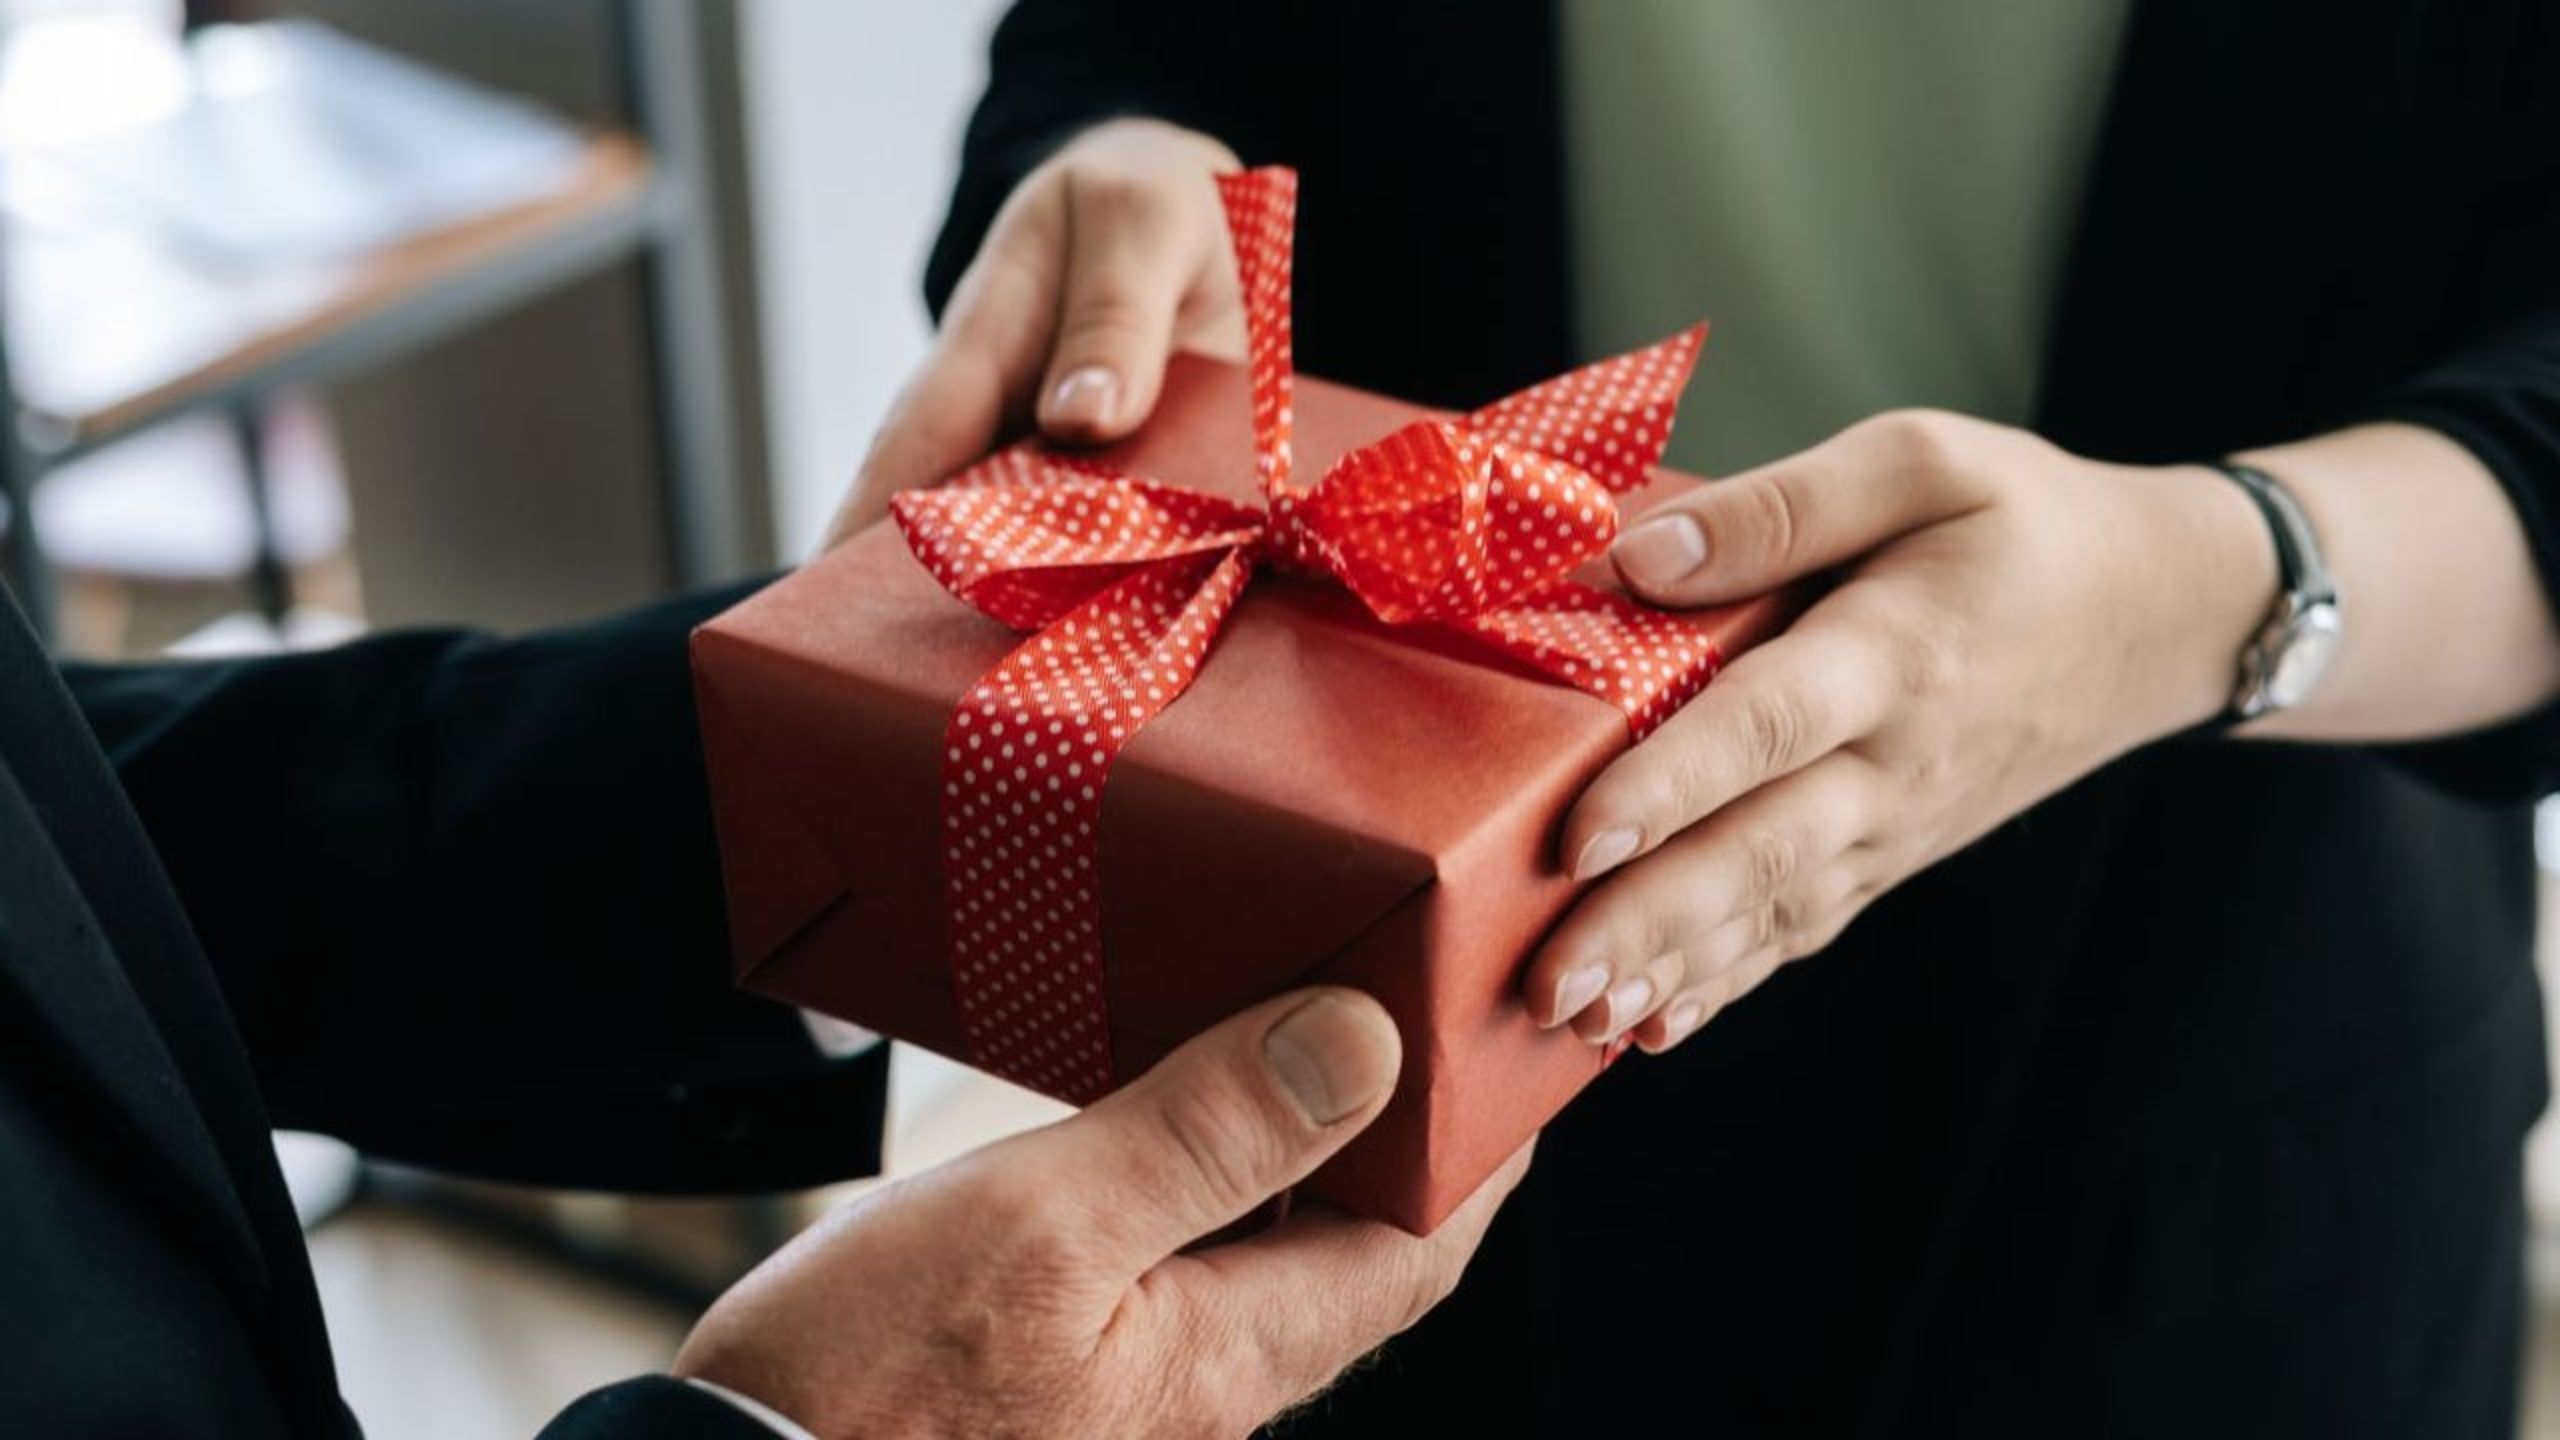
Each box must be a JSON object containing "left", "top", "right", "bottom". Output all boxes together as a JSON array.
[
  {"left": 738, "top": 0, "right": 1010, "bottom": 557},
  {"left": 737, "top": 1, "right": 1074, "bottom": 1154}
]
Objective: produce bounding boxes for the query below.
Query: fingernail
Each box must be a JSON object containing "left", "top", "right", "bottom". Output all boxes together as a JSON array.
[
  {"left": 1613, "top": 514, "right": 1707, "bottom": 588},
  {"left": 1265, "top": 993, "right": 1395, "bottom": 1125},
  {"left": 1600, "top": 976, "right": 1655, "bottom": 1038},
  {"left": 1572, "top": 828, "right": 1641, "bottom": 882},
  {"left": 1046, "top": 365, "right": 1119, "bottom": 430},
  {"left": 1550, "top": 964, "right": 1610, "bottom": 1026},
  {"left": 1658, "top": 999, "right": 1707, "bottom": 1048}
]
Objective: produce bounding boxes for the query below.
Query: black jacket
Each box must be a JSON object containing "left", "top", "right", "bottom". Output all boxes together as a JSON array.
[
  {"left": 0, "top": 584, "right": 884, "bottom": 1437},
  {"left": 934, "top": 2, "right": 2560, "bottom": 1435}
]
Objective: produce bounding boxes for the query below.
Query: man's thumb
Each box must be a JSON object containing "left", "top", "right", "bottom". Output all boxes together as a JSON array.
[{"left": 1044, "top": 988, "right": 1402, "bottom": 1272}]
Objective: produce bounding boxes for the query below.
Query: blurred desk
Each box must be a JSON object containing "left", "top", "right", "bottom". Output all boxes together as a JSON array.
[
  {"left": 0, "top": 6, "right": 770, "bottom": 645},
  {"left": 11, "top": 130, "right": 656, "bottom": 461}
]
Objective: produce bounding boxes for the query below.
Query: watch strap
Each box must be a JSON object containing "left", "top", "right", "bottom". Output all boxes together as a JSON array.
[
  {"left": 2204, "top": 460, "right": 2337, "bottom": 729},
  {"left": 2210, "top": 461, "right": 2335, "bottom": 606}
]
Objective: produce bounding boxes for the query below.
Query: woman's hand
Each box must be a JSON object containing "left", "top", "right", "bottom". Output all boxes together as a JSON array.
[
  {"left": 825, "top": 119, "right": 1243, "bottom": 545},
  {"left": 1525, "top": 409, "right": 2276, "bottom": 1052}
]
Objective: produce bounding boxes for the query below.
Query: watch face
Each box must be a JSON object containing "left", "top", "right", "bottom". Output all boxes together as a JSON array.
[{"left": 2266, "top": 603, "right": 2344, "bottom": 709}]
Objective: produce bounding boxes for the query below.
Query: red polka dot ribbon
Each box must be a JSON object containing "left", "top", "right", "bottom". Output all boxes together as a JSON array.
[{"left": 893, "top": 167, "right": 1721, "bottom": 1102}]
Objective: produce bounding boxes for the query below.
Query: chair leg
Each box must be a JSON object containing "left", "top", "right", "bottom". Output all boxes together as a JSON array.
[
  {"left": 230, "top": 400, "right": 293, "bottom": 625},
  {"left": 0, "top": 432, "right": 56, "bottom": 642}
]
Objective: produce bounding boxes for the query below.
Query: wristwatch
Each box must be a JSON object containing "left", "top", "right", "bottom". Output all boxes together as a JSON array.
[{"left": 2210, "top": 460, "right": 2343, "bottom": 724}]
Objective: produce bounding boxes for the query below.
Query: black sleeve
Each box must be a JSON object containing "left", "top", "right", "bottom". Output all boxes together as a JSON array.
[
  {"left": 2367, "top": 5, "right": 2560, "bottom": 802},
  {"left": 924, "top": 0, "right": 1293, "bottom": 316},
  {"left": 538, "top": 1377, "right": 782, "bottom": 1439},
  {"left": 63, "top": 584, "right": 886, "bottom": 1195}
]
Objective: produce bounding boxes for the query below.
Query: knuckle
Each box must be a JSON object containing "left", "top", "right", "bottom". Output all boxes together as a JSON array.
[
  {"left": 1740, "top": 826, "right": 1801, "bottom": 903},
  {"left": 1890, "top": 619, "right": 1963, "bottom": 704},
  {"left": 1064, "top": 162, "right": 1174, "bottom": 229},
  {"left": 1731, "top": 472, "right": 1805, "bottom": 569},
  {"left": 1865, "top": 407, "right": 2002, "bottom": 505},
  {"left": 1151, "top": 1081, "right": 1287, "bottom": 1216},
  {"left": 1744, "top": 896, "right": 1785, "bottom": 952},
  {"left": 1056, "top": 286, "right": 1161, "bottom": 349},
  {"left": 1864, "top": 408, "right": 1966, "bottom": 473},
  {"left": 1736, "top": 686, "right": 1810, "bottom": 778},
  {"left": 1599, "top": 740, "right": 1695, "bottom": 846}
]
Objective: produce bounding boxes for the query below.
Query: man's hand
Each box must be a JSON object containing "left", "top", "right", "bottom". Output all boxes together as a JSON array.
[
  {"left": 825, "top": 119, "right": 1243, "bottom": 546},
  {"left": 674, "top": 988, "right": 1530, "bottom": 1438},
  {"left": 1522, "top": 410, "right": 2279, "bottom": 1052}
]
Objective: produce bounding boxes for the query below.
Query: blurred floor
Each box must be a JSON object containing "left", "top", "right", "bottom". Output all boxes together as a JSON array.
[
  {"left": 311, "top": 877, "right": 2560, "bottom": 1437},
  {"left": 310, "top": 1056, "right": 1066, "bottom": 1437},
  {"left": 308, "top": 1203, "right": 688, "bottom": 1440},
  {"left": 2523, "top": 868, "right": 2560, "bottom": 1439}
]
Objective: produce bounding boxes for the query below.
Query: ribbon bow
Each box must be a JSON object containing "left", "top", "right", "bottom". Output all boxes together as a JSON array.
[{"left": 891, "top": 167, "right": 1722, "bottom": 1102}]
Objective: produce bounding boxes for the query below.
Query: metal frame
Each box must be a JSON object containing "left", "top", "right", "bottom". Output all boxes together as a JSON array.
[
  {"left": 0, "top": 299, "right": 53, "bottom": 637},
  {"left": 624, "top": 0, "right": 761, "bottom": 589}
]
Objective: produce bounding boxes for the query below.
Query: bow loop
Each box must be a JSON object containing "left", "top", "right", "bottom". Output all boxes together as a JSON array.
[
  {"left": 1287, "top": 420, "right": 1621, "bottom": 623},
  {"left": 1465, "top": 323, "right": 1708, "bottom": 493},
  {"left": 895, "top": 457, "right": 1264, "bottom": 631}
]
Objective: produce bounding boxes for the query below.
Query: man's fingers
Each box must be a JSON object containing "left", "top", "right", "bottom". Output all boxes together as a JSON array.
[
  {"left": 1162, "top": 1142, "right": 1534, "bottom": 1427},
  {"left": 1611, "top": 408, "right": 2001, "bottom": 606},
  {"left": 1035, "top": 165, "right": 1202, "bottom": 443},
  {"left": 1034, "top": 987, "right": 1403, "bottom": 1277}
]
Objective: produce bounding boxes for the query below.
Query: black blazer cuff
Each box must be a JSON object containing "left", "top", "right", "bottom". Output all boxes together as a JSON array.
[{"left": 537, "top": 1375, "right": 787, "bottom": 1438}]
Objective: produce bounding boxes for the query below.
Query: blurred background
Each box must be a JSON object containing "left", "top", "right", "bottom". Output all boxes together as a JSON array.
[{"left": 0, "top": 2, "right": 2551, "bottom": 1434}]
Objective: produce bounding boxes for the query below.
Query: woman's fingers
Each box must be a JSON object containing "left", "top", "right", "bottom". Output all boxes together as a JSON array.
[
  {"left": 1610, "top": 409, "right": 2002, "bottom": 607},
  {"left": 1530, "top": 753, "right": 1875, "bottom": 1033},
  {"left": 826, "top": 214, "right": 1064, "bottom": 546},
  {"left": 824, "top": 121, "right": 1237, "bottom": 549},
  {"left": 1632, "top": 945, "right": 1788, "bottom": 1055},
  {"left": 1559, "top": 614, "right": 1895, "bottom": 887},
  {"left": 1035, "top": 163, "right": 1210, "bottom": 442},
  {"left": 1565, "top": 949, "right": 1687, "bottom": 1045}
]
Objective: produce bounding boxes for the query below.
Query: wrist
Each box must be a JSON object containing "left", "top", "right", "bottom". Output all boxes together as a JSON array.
[{"left": 2115, "top": 461, "right": 2279, "bottom": 740}]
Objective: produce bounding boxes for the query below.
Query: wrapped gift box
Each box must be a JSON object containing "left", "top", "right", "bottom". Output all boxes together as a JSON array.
[{"left": 691, "top": 347, "right": 1791, "bottom": 1233}]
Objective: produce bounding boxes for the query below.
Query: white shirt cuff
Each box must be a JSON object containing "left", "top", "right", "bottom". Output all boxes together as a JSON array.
[
  {"left": 683, "top": 1376, "right": 819, "bottom": 1439},
  {"left": 799, "top": 1008, "right": 881, "bottom": 1059}
]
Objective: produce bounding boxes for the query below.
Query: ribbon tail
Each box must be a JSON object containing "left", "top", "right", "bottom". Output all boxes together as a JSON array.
[
  {"left": 938, "top": 549, "right": 1255, "bottom": 1102},
  {"left": 1216, "top": 167, "right": 1300, "bottom": 499},
  {"left": 1451, "top": 581, "right": 1729, "bottom": 740}
]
